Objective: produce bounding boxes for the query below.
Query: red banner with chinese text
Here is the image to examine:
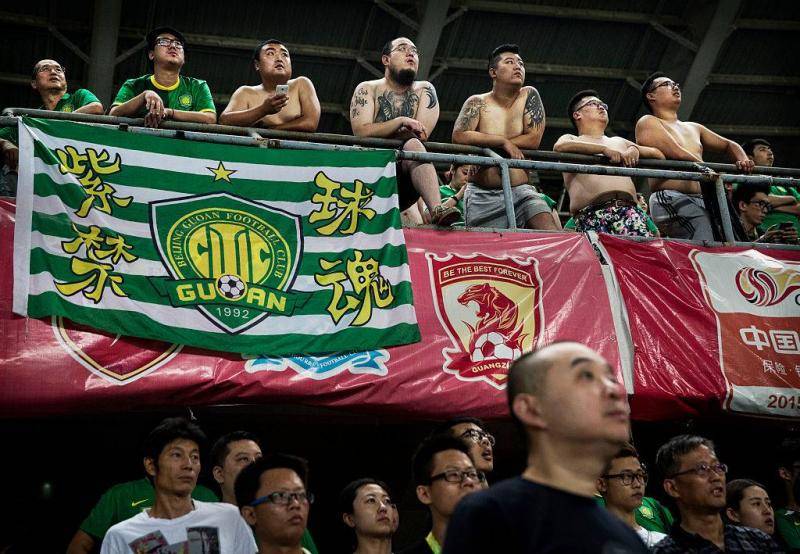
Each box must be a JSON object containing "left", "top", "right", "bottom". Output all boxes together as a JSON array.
[
  {"left": 599, "top": 235, "right": 800, "bottom": 420},
  {"left": 1, "top": 200, "right": 618, "bottom": 419}
]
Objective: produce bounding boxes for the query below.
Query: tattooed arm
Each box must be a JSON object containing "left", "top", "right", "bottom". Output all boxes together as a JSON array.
[
  {"left": 452, "top": 94, "right": 524, "bottom": 158},
  {"left": 350, "top": 81, "right": 417, "bottom": 138},
  {"left": 510, "top": 86, "right": 545, "bottom": 149},
  {"left": 414, "top": 81, "right": 440, "bottom": 138}
]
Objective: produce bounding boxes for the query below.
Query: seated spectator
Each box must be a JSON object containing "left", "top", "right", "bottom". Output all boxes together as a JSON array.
[
  {"left": 340, "top": 478, "right": 396, "bottom": 554},
  {"left": 66, "top": 431, "right": 218, "bottom": 554},
  {"left": 725, "top": 479, "right": 775, "bottom": 537},
  {"left": 775, "top": 438, "right": 800, "bottom": 550},
  {"left": 0, "top": 58, "right": 103, "bottom": 175},
  {"left": 219, "top": 39, "right": 320, "bottom": 132},
  {"left": 452, "top": 44, "right": 556, "bottom": 230},
  {"left": 100, "top": 417, "right": 255, "bottom": 553},
  {"left": 235, "top": 454, "right": 314, "bottom": 554},
  {"left": 554, "top": 90, "right": 665, "bottom": 237},
  {"left": 652, "top": 434, "right": 781, "bottom": 553},
  {"left": 597, "top": 443, "right": 667, "bottom": 547},
  {"left": 421, "top": 164, "right": 475, "bottom": 226},
  {"left": 400, "top": 435, "right": 482, "bottom": 554},
  {"left": 443, "top": 342, "right": 647, "bottom": 554},
  {"left": 636, "top": 72, "right": 754, "bottom": 241},
  {"left": 432, "top": 416, "right": 494, "bottom": 478},
  {"left": 743, "top": 139, "right": 800, "bottom": 234},
  {"left": 109, "top": 27, "right": 216, "bottom": 127},
  {"left": 732, "top": 183, "right": 798, "bottom": 243},
  {"left": 349, "top": 36, "right": 459, "bottom": 227}
]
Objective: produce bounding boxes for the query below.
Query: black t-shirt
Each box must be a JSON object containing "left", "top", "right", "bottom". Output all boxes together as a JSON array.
[{"left": 442, "top": 476, "right": 649, "bottom": 554}]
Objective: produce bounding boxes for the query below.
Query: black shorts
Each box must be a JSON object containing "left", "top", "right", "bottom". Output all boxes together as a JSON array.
[{"left": 397, "top": 164, "right": 419, "bottom": 211}]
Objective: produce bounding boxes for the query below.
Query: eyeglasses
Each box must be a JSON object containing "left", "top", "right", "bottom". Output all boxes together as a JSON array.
[
  {"left": 362, "top": 494, "right": 396, "bottom": 508},
  {"left": 650, "top": 80, "right": 681, "bottom": 92},
  {"left": 155, "top": 38, "right": 184, "bottom": 49},
  {"left": 430, "top": 469, "right": 486, "bottom": 484},
  {"left": 36, "top": 64, "right": 66, "bottom": 75},
  {"left": 604, "top": 470, "right": 648, "bottom": 486},
  {"left": 668, "top": 462, "right": 728, "bottom": 479},
  {"left": 748, "top": 200, "right": 771, "bottom": 211},
  {"left": 459, "top": 429, "right": 496, "bottom": 446},
  {"left": 575, "top": 100, "right": 608, "bottom": 112},
  {"left": 249, "top": 491, "right": 314, "bottom": 507},
  {"left": 391, "top": 44, "right": 418, "bottom": 55}
]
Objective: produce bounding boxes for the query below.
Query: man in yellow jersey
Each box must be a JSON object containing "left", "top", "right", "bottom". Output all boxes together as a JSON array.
[{"left": 109, "top": 26, "right": 216, "bottom": 127}]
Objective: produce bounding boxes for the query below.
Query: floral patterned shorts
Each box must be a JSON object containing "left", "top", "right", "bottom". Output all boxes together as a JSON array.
[{"left": 575, "top": 202, "right": 654, "bottom": 237}]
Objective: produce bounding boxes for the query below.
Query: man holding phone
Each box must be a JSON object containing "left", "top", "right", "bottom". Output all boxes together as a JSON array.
[
  {"left": 220, "top": 39, "right": 321, "bottom": 132},
  {"left": 732, "top": 183, "right": 799, "bottom": 244}
]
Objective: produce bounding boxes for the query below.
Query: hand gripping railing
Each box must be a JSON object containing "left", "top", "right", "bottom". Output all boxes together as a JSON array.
[{"left": 2, "top": 108, "right": 799, "bottom": 246}]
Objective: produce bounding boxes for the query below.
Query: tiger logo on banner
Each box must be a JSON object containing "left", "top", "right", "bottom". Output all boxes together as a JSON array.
[
  {"left": 691, "top": 250, "right": 800, "bottom": 416},
  {"left": 426, "top": 253, "right": 543, "bottom": 389}
]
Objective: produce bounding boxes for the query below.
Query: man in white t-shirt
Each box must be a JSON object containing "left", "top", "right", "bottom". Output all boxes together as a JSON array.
[
  {"left": 100, "top": 417, "right": 256, "bottom": 554},
  {"left": 597, "top": 443, "right": 667, "bottom": 548}
]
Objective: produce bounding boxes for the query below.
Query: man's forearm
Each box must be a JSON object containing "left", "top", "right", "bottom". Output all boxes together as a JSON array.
[
  {"left": 553, "top": 140, "right": 606, "bottom": 156},
  {"left": 353, "top": 119, "right": 404, "bottom": 138},
  {"left": 218, "top": 104, "right": 269, "bottom": 127},
  {"left": 510, "top": 132, "right": 543, "bottom": 150},
  {"left": 108, "top": 93, "right": 146, "bottom": 117},
  {"left": 75, "top": 103, "right": 104, "bottom": 115},
  {"left": 452, "top": 130, "right": 507, "bottom": 148},
  {"left": 170, "top": 110, "right": 217, "bottom": 124},
  {"left": 270, "top": 114, "right": 317, "bottom": 132}
]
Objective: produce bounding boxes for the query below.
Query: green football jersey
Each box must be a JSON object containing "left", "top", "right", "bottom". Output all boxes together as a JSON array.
[
  {"left": 112, "top": 75, "right": 216, "bottom": 115},
  {"left": 760, "top": 185, "right": 800, "bottom": 234},
  {"left": 40, "top": 88, "right": 100, "bottom": 113},
  {"left": 595, "top": 495, "right": 674, "bottom": 533},
  {"left": 776, "top": 507, "right": 800, "bottom": 549}
]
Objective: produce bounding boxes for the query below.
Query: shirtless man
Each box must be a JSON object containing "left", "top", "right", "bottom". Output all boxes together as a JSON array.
[
  {"left": 220, "top": 39, "right": 320, "bottom": 132},
  {"left": 350, "top": 37, "right": 459, "bottom": 227},
  {"left": 451, "top": 44, "right": 554, "bottom": 230},
  {"left": 554, "top": 89, "right": 664, "bottom": 236},
  {"left": 635, "top": 72, "right": 754, "bottom": 240}
]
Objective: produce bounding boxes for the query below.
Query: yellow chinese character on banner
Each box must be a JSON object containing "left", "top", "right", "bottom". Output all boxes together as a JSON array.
[
  {"left": 55, "top": 146, "right": 132, "bottom": 217},
  {"left": 55, "top": 258, "right": 127, "bottom": 303},
  {"left": 314, "top": 251, "right": 394, "bottom": 326},
  {"left": 309, "top": 171, "right": 376, "bottom": 235}
]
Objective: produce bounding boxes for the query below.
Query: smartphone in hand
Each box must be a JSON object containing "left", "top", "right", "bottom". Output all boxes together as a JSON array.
[{"left": 276, "top": 84, "right": 289, "bottom": 96}]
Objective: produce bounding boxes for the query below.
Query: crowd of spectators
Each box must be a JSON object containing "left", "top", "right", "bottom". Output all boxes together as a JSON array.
[
  {"left": 54, "top": 342, "right": 796, "bottom": 553},
  {"left": 1, "top": 30, "right": 797, "bottom": 243}
]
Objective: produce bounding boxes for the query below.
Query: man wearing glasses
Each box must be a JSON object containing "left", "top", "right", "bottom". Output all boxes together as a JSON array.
[
  {"left": 554, "top": 89, "right": 665, "bottom": 236},
  {"left": 401, "top": 435, "right": 482, "bottom": 554},
  {"left": 235, "top": 453, "right": 314, "bottom": 554},
  {"left": 109, "top": 27, "right": 216, "bottom": 128},
  {"left": 434, "top": 417, "right": 495, "bottom": 479},
  {"left": 349, "top": 37, "right": 460, "bottom": 227},
  {"left": 100, "top": 417, "right": 256, "bottom": 553},
  {"left": 597, "top": 443, "right": 668, "bottom": 547},
  {"left": 652, "top": 434, "right": 781, "bottom": 553},
  {"left": 636, "top": 72, "right": 754, "bottom": 241},
  {"left": 731, "top": 183, "right": 798, "bottom": 243}
]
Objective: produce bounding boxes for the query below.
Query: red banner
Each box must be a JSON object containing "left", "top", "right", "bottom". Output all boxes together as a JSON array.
[
  {"left": 1, "top": 200, "right": 618, "bottom": 419},
  {"left": 599, "top": 235, "right": 800, "bottom": 420}
]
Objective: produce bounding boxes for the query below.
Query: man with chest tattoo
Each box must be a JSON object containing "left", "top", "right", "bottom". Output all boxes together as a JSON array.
[
  {"left": 636, "top": 72, "right": 754, "bottom": 240},
  {"left": 350, "top": 37, "right": 460, "bottom": 227},
  {"left": 451, "top": 44, "right": 556, "bottom": 230},
  {"left": 220, "top": 39, "right": 320, "bottom": 132},
  {"left": 554, "top": 89, "right": 665, "bottom": 236}
]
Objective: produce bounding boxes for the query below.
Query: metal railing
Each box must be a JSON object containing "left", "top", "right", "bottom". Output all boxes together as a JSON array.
[{"left": 2, "top": 108, "right": 799, "bottom": 248}]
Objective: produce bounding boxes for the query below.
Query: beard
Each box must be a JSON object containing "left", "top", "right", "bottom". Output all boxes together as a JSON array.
[{"left": 390, "top": 67, "right": 416, "bottom": 87}]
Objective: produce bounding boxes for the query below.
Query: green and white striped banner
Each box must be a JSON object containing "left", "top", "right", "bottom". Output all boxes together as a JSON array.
[{"left": 13, "top": 117, "right": 420, "bottom": 355}]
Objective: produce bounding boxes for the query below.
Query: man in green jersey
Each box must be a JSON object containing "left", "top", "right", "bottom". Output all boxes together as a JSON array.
[
  {"left": 775, "top": 438, "right": 800, "bottom": 550},
  {"left": 742, "top": 139, "right": 800, "bottom": 235},
  {"left": 109, "top": 26, "right": 216, "bottom": 127},
  {"left": 0, "top": 58, "right": 103, "bottom": 173}
]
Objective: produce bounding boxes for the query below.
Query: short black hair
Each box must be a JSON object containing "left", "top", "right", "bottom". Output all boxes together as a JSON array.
[
  {"left": 338, "top": 477, "right": 392, "bottom": 516},
  {"left": 253, "top": 39, "right": 285, "bottom": 62},
  {"left": 777, "top": 437, "right": 800, "bottom": 469},
  {"left": 412, "top": 434, "right": 471, "bottom": 486},
  {"left": 432, "top": 416, "right": 486, "bottom": 437},
  {"left": 489, "top": 43, "right": 520, "bottom": 70},
  {"left": 741, "top": 138, "right": 771, "bottom": 157},
  {"left": 726, "top": 478, "right": 766, "bottom": 511},
  {"left": 602, "top": 442, "right": 641, "bottom": 476},
  {"left": 142, "top": 417, "right": 207, "bottom": 466},
  {"left": 210, "top": 431, "right": 261, "bottom": 469},
  {"left": 655, "top": 434, "right": 715, "bottom": 479},
  {"left": 640, "top": 71, "right": 666, "bottom": 113},
  {"left": 381, "top": 39, "right": 395, "bottom": 58},
  {"left": 234, "top": 453, "right": 309, "bottom": 508},
  {"left": 146, "top": 26, "right": 186, "bottom": 51},
  {"left": 731, "top": 182, "right": 771, "bottom": 213},
  {"left": 567, "top": 89, "right": 600, "bottom": 130}
]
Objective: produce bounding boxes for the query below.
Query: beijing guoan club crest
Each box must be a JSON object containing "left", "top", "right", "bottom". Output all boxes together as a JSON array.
[
  {"left": 150, "top": 192, "right": 306, "bottom": 333},
  {"left": 427, "top": 253, "right": 543, "bottom": 389}
]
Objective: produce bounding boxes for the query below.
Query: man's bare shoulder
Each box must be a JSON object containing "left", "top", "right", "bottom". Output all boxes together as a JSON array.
[
  {"left": 289, "top": 76, "right": 313, "bottom": 89},
  {"left": 232, "top": 84, "right": 263, "bottom": 97},
  {"left": 636, "top": 114, "right": 661, "bottom": 127},
  {"left": 353, "top": 79, "right": 383, "bottom": 95}
]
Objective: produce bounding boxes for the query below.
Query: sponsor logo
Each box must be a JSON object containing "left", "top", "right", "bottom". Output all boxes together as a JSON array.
[
  {"left": 427, "top": 253, "right": 543, "bottom": 389},
  {"left": 245, "top": 350, "right": 389, "bottom": 380},
  {"left": 736, "top": 266, "right": 800, "bottom": 307},
  {"left": 150, "top": 192, "right": 309, "bottom": 333},
  {"left": 51, "top": 316, "right": 181, "bottom": 384}
]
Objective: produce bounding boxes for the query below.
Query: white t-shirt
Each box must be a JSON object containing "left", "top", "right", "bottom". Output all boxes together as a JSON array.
[
  {"left": 636, "top": 526, "right": 667, "bottom": 548},
  {"left": 100, "top": 500, "right": 257, "bottom": 554}
]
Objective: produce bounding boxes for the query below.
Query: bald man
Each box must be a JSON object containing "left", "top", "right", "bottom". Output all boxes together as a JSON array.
[{"left": 444, "top": 343, "right": 648, "bottom": 553}]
